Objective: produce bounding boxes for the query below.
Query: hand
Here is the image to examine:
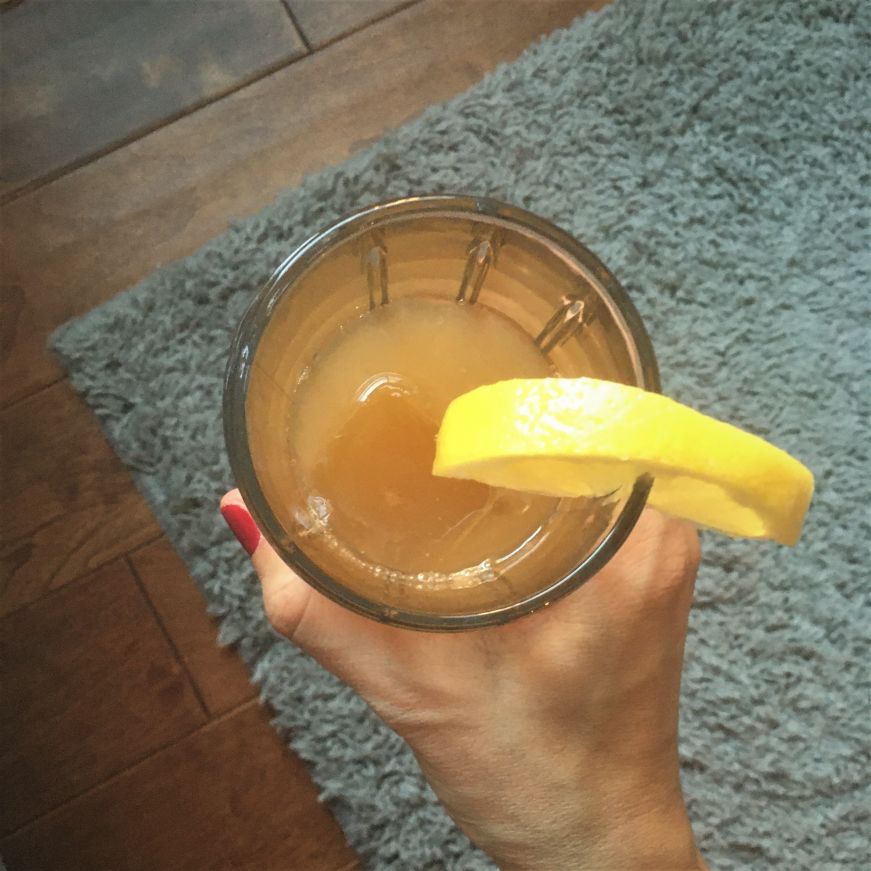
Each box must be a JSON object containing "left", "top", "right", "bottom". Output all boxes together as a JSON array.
[{"left": 221, "top": 490, "right": 707, "bottom": 871}]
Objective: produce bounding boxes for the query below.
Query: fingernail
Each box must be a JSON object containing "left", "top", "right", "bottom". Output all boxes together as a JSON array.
[{"left": 221, "top": 503, "right": 261, "bottom": 555}]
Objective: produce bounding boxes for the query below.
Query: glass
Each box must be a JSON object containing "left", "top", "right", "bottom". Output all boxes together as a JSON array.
[{"left": 224, "top": 195, "right": 659, "bottom": 630}]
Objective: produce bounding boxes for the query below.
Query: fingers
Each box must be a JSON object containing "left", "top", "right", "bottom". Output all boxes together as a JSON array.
[
  {"left": 535, "top": 509, "right": 699, "bottom": 640},
  {"left": 219, "top": 489, "right": 400, "bottom": 687},
  {"left": 600, "top": 508, "right": 701, "bottom": 613},
  {"left": 220, "top": 489, "right": 314, "bottom": 642}
]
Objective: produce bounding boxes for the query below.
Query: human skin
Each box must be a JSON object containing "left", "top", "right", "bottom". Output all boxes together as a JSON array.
[{"left": 221, "top": 491, "right": 708, "bottom": 871}]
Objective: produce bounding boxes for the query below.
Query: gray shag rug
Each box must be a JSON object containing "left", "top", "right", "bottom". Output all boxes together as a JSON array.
[{"left": 52, "top": 1, "right": 870, "bottom": 868}]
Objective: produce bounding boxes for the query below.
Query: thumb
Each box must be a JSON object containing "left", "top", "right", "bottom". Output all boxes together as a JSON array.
[
  {"left": 218, "top": 489, "right": 398, "bottom": 686},
  {"left": 220, "top": 488, "right": 313, "bottom": 641}
]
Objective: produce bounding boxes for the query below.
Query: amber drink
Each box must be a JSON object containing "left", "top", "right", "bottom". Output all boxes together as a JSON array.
[{"left": 224, "top": 196, "right": 658, "bottom": 629}]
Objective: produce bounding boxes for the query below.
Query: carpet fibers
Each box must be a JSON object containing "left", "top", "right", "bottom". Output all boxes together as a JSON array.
[{"left": 52, "top": 1, "right": 869, "bottom": 867}]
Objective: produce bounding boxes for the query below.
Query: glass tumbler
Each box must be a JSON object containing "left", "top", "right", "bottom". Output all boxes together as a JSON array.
[{"left": 224, "top": 195, "right": 659, "bottom": 630}]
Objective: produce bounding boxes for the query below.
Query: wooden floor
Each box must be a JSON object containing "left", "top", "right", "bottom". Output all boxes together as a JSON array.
[{"left": 0, "top": 2, "right": 603, "bottom": 868}]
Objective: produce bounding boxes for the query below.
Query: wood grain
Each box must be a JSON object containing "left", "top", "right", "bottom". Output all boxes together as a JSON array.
[
  {"left": 0, "top": 560, "right": 206, "bottom": 835},
  {"left": 0, "top": 0, "right": 305, "bottom": 197},
  {"left": 0, "top": 0, "right": 598, "bottom": 407},
  {"left": 130, "top": 537, "right": 257, "bottom": 716},
  {"left": 0, "top": 701, "right": 360, "bottom": 871},
  {"left": 0, "top": 380, "right": 160, "bottom": 615},
  {"left": 0, "top": 3, "right": 615, "bottom": 866},
  {"left": 288, "top": 0, "right": 416, "bottom": 48}
]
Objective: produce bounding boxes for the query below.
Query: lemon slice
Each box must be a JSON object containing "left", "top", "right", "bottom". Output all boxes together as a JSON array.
[{"left": 433, "top": 378, "right": 813, "bottom": 545}]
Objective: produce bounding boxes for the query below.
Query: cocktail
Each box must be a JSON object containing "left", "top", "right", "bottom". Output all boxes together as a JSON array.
[{"left": 224, "top": 196, "right": 658, "bottom": 629}]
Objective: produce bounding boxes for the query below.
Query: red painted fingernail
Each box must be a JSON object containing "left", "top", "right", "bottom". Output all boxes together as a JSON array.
[{"left": 221, "top": 503, "right": 261, "bottom": 555}]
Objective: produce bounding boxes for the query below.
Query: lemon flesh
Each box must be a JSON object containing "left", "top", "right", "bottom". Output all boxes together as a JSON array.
[{"left": 433, "top": 378, "right": 814, "bottom": 545}]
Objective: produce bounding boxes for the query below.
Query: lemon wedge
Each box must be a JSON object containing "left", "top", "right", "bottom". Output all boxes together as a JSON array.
[{"left": 433, "top": 378, "right": 813, "bottom": 545}]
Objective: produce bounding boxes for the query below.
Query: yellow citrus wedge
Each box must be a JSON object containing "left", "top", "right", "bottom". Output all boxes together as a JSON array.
[{"left": 433, "top": 378, "right": 814, "bottom": 545}]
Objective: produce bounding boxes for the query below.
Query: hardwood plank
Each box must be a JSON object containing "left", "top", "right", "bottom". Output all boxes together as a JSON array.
[
  {"left": 0, "top": 702, "right": 359, "bottom": 871},
  {"left": 0, "top": 560, "right": 206, "bottom": 835},
  {"left": 0, "top": 0, "right": 305, "bottom": 197},
  {"left": 0, "top": 0, "right": 598, "bottom": 407},
  {"left": 0, "top": 380, "right": 160, "bottom": 614},
  {"left": 288, "top": 0, "right": 416, "bottom": 48},
  {"left": 129, "top": 537, "right": 257, "bottom": 716}
]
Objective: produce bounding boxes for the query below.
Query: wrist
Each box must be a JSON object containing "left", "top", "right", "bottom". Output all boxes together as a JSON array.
[
  {"left": 582, "top": 797, "right": 705, "bottom": 871},
  {"left": 495, "top": 767, "right": 705, "bottom": 871},
  {"left": 498, "top": 805, "right": 704, "bottom": 871}
]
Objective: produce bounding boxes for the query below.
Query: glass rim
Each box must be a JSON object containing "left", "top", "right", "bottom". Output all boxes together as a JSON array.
[{"left": 224, "top": 194, "right": 660, "bottom": 631}]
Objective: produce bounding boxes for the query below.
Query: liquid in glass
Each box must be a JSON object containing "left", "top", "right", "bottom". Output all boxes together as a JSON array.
[{"left": 235, "top": 199, "right": 655, "bottom": 626}]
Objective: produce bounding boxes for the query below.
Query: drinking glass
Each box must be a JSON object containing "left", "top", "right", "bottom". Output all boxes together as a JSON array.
[{"left": 224, "top": 195, "right": 659, "bottom": 630}]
